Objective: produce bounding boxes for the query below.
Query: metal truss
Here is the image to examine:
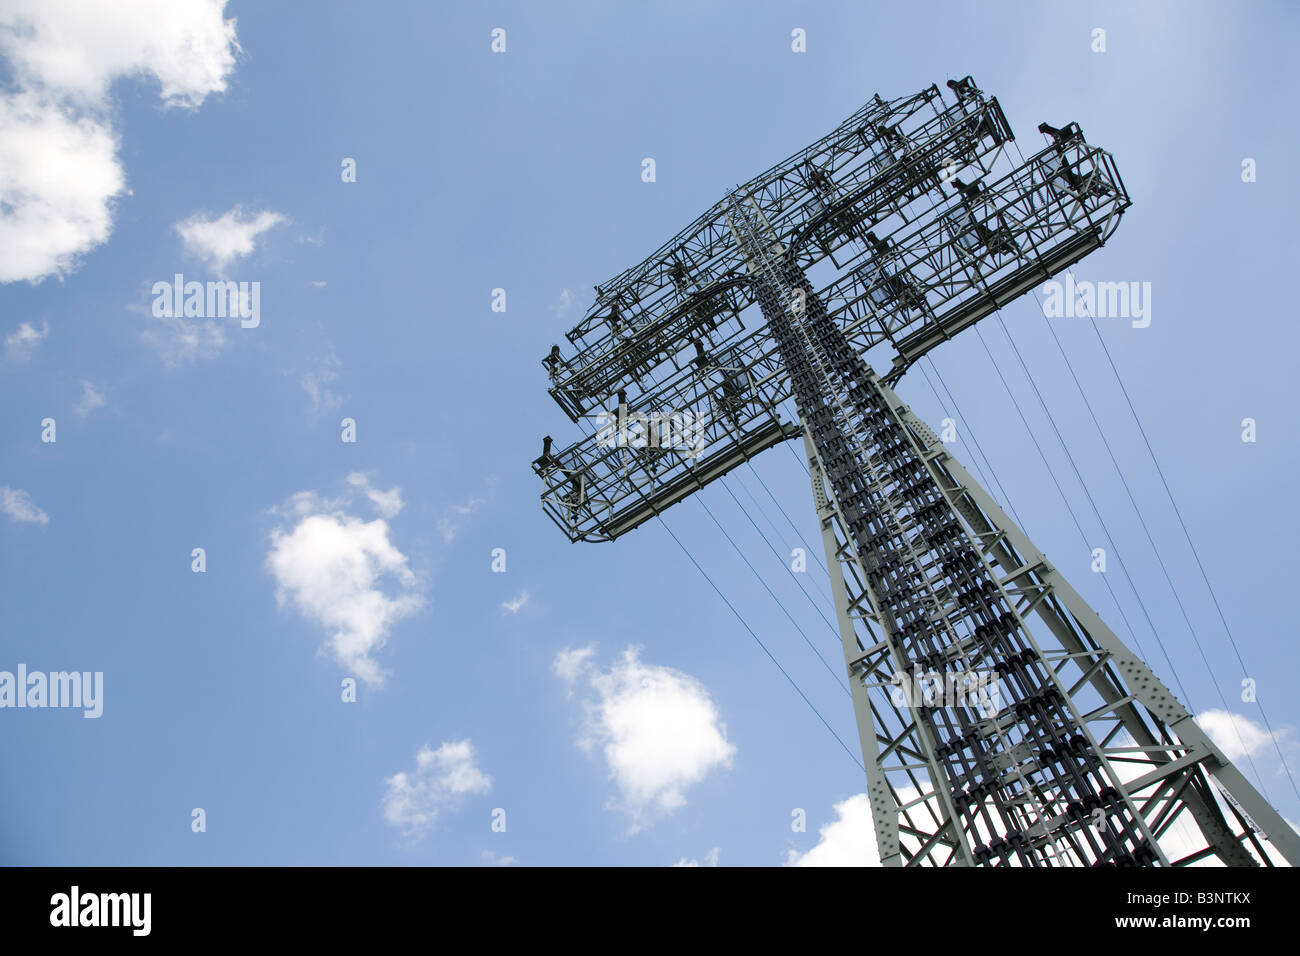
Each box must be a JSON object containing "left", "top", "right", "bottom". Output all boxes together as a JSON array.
[
  {"left": 533, "top": 78, "right": 1299, "bottom": 866},
  {"left": 534, "top": 83, "right": 1127, "bottom": 543},
  {"left": 805, "top": 382, "right": 1300, "bottom": 867}
]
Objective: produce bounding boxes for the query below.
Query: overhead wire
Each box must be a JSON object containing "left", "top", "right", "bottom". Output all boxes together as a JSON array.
[
  {"left": 693, "top": 489, "right": 850, "bottom": 697},
  {"left": 1080, "top": 313, "right": 1299, "bottom": 804},
  {"left": 656, "top": 514, "right": 864, "bottom": 771},
  {"left": 1026, "top": 281, "right": 1270, "bottom": 798},
  {"left": 1013, "top": 129, "right": 1292, "bottom": 801}
]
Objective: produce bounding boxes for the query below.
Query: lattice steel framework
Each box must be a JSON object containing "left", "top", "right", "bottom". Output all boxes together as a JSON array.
[{"left": 532, "top": 78, "right": 1300, "bottom": 866}]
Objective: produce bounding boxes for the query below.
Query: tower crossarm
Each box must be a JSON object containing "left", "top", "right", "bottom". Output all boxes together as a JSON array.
[
  {"left": 534, "top": 126, "right": 1128, "bottom": 543},
  {"left": 545, "top": 80, "right": 1016, "bottom": 418}
]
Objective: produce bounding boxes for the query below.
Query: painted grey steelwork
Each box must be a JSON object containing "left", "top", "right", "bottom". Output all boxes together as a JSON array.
[{"left": 532, "top": 78, "right": 1298, "bottom": 866}]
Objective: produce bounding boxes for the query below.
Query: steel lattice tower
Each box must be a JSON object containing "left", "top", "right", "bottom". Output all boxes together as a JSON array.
[{"left": 532, "top": 78, "right": 1300, "bottom": 866}]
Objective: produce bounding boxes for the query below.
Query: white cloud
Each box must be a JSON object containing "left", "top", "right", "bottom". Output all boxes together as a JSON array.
[
  {"left": 1196, "top": 709, "right": 1282, "bottom": 762},
  {"left": 547, "top": 288, "right": 580, "bottom": 322},
  {"left": 297, "top": 352, "right": 342, "bottom": 412},
  {"left": 0, "top": 0, "right": 239, "bottom": 284},
  {"left": 74, "top": 380, "right": 105, "bottom": 416},
  {"left": 1, "top": 486, "right": 49, "bottom": 526},
  {"left": 786, "top": 794, "right": 878, "bottom": 866},
  {"left": 0, "top": 0, "right": 239, "bottom": 107},
  {"left": 501, "top": 591, "right": 529, "bottom": 614},
  {"left": 175, "top": 206, "right": 284, "bottom": 275},
  {"left": 671, "top": 847, "right": 719, "bottom": 867},
  {"left": 266, "top": 476, "right": 422, "bottom": 686},
  {"left": 436, "top": 494, "right": 486, "bottom": 543},
  {"left": 553, "top": 645, "right": 595, "bottom": 684},
  {"left": 346, "top": 472, "right": 403, "bottom": 519},
  {"left": 557, "top": 646, "right": 735, "bottom": 824},
  {"left": 141, "top": 309, "right": 228, "bottom": 365},
  {"left": 4, "top": 320, "right": 48, "bottom": 360},
  {"left": 0, "top": 91, "right": 123, "bottom": 283},
  {"left": 382, "top": 740, "right": 491, "bottom": 838},
  {"left": 481, "top": 850, "right": 516, "bottom": 867}
]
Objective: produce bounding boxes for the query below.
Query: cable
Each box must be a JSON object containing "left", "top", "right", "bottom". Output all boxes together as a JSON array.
[
  {"left": 992, "top": 310, "right": 1191, "bottom": 706},
  {"left": 921, "top": 356, "right": 1030, "bottom": 534},
  {"left": 914, "top": 362, "right": 999, "bottom": 512},
  {"left": 695, "top": 490, "right": 849, "bottom": 697},
  {"left": 1077, "top": 280, "right": 1299, "bottom": 804},
  {"left": 656, "top": 514, "right": 864, "bottom": 771},
  {"left": 1030, "top": 286, "right": 1269, "bottom": 796},
  {"left": 969, "top": 321, "right": 1151, "bottom": 665},
  {"left": 730, "top": 469, "right": 834, "bottom": 605},
  {"left": 718, "top": 476, "right": 844, "bottom": 654}
]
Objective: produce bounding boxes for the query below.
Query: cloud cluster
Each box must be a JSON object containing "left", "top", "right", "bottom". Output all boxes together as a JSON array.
[
  {"left": 555, "top": 645, "right": 735, "bottom": 824},
  {"left": 382, "top": 740, "right": 491, "bottom": 838},
  {"left": 0, "top": 0, "right": 240, "bottom": 283},
  {"left": 266, "top": 474, "right": 422, "bottom": 686}
]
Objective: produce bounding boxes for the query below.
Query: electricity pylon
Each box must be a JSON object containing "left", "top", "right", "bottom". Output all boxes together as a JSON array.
[{"left": 533, "top": 78, "right": 1299, "bottom": 866}]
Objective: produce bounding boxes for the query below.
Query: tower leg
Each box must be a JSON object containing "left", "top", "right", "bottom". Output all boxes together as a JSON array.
[{"left": 888, "top": 391, "right": 1300, "bottom": 866}]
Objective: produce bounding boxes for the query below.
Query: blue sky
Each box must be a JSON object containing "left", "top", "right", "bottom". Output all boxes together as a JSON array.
[{"left": 2, "top": 0, "right": 1298, "bottom": 866}]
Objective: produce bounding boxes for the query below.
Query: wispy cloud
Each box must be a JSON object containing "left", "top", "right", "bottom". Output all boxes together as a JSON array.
[
  {"left": 436, "top": 494, "right": 487, "bottom": 544},
  {"left": 501, "top": 591, "right": 529, "bottom": 614},
  {"left": 671, "top": 847, "right": 719, "bottom": 867},
  {"left": 547, "top": 288, "right": 581, "bottom": 323},
  {"left": 1, "top": 486, "right": 49, "bottom": 526},
  {"left": 176, "top": 206, "right": 285, "bottom": 275},
  {"left": 299, "top": 352, "right": 343, "bottom": 412},
  {"left": 141, "top": 307, "right": 228, "bottom": 366},
  {"left": 382, "top": 740, "right": 491, "bottom": 839},
  {"left": 4, "top": 320, "right": 48, "bottom": 360},
  {"left": 74, "top": 380, "right": 105, "bottom": 417},
  {"left": 346, "top": 472, "right": 403, "bottom": 519}
]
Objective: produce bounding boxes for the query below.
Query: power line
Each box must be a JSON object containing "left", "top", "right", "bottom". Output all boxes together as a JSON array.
[
  {"left": 969, "top": 321, "right": 1151, "bottom": 666},
  {"left": 718, "top": 476, "right": 845, "bottom": 656},
  {"left": 656, "top": 514, "right": 864, "bottom": 771},
  {"left": 695, "top": 490, "right": 849, "bottom": 697},
  {"left": 1029, "top": 287, "right": 1270, "bottom": 797},
  {"left": 730, "top": 468, "right": 834, "bottom": 604},
  {"left": 1079, "top": 288, "right": 1300, "bottom": 804},
  {"left": 992, "top": 310, "right": 1192, "bottom": 707},
  {"left": 921, "top": 356, "right": 1029, "bottom": 534}
]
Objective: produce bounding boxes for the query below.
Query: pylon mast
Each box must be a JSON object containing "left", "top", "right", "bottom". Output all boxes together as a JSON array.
[{"left": 533, "top": 78, "right": 1298, "bottom": 865}]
